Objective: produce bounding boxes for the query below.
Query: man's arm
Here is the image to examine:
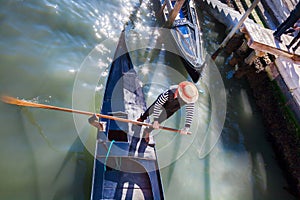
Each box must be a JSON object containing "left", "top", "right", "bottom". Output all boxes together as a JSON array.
[
  {"left": 152, "top": 90, "right": 169, "bottom": 129},
  {"left": 181, "top": 103, "right": 195, "bottom": 134}
]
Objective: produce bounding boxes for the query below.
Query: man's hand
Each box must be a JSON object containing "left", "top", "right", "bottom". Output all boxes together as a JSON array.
[
  {"left": 88, "top": 114, "right": 106, "bottom": 131},
  {"left": 180, "top": 127, "right": 191, "bottom": 135},
  {"left": 152, "top": 121, "right": 160, "bottom": 129},
  {"left": 88, "top": 114, "right": 99, "bottom": 124}
]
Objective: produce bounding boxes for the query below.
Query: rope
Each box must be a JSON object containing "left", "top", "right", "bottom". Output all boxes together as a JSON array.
[{"left": 104, "top": 140, "right": 115, "bottom": 171}]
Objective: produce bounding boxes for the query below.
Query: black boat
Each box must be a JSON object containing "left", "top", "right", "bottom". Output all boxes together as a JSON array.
[
  {"left": 157, "top": 0, "right": 206, "bottom": 82},
  {"left": 90, "top": 30, "right": 164, "bottom": 199}
]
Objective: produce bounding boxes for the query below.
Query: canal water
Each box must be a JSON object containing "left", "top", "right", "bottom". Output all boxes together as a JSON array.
[{"left": 0, "top": 0, "right": 296, "bottom": 200}]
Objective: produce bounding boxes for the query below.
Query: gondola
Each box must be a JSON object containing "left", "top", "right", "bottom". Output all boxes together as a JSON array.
[
  {"left": 157, "top": 0, "right": 206, "bottom": 82},
  {"left": 90, "top": 30, "right": 164, "bottom": 199}
]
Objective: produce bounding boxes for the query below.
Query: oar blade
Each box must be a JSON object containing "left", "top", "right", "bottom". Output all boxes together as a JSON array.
[
  {"left": 1, "top": 95, "right": 26, "bottom": 106},
  {"left": 1, "top": 95, "right": 41, "bottom": 108}
]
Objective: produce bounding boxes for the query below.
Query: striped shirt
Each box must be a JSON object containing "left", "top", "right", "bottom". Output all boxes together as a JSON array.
[{"left": 153, "top": 89, "right": 195, "bottom": 128}]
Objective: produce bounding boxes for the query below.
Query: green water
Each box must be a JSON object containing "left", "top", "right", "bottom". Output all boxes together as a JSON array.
[{"left": 0, "top": 0, "right": 296, "bottom": 199}]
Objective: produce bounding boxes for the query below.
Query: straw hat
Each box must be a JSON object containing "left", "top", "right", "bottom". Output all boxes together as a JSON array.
[{"left": 178, "top": 81, "right": 199, "bottom": 103}]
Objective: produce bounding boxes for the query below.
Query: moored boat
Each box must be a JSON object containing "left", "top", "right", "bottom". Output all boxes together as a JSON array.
[
  {"left": 156, "top": 0, "right": 206, "bottom": 82},
  {"left": 90, "top": 30, "right": 164, "bottom": 200}
]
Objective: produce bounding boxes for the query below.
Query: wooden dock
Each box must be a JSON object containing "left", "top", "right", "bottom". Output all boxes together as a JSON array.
[
  {"left": 241, "top": 22, "right": 300, "bottom": 63},
  {"left": 241, "top": 22, "right": 300, "bottom": 119}
]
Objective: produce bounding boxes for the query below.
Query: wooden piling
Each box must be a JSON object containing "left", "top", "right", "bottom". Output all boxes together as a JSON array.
[{"left": 165, "top": 0, "right": 186, "bottom": 28}]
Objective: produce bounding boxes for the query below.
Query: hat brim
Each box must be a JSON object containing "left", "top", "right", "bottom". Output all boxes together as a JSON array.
[{"left": 178, "top": 83, "right": 199, "bottom": 103}]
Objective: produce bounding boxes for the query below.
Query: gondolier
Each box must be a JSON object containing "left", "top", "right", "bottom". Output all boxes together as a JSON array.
[{"left": 137, "top": 81, "right": 199, "bottom": 142}]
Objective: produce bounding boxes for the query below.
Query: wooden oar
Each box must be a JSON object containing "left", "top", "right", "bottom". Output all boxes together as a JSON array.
[{"left": 1, "top": 95, "right": 188, "bottom": 134}]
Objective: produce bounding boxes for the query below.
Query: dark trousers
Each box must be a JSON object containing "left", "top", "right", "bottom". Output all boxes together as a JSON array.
[
  {"left": 273, "top": 3, "right": 300, "bottom": 37},
  {"left": 293, "top": 40, "right": 300, "bottom": 51},
  {"left": 288, "top": 32, "right": 300, "bottom": 51}
]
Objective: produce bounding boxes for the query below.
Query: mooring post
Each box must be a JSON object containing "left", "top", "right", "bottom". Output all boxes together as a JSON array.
[
  {"left": 211, "top": 0, "right": 260, "bottom": 60},
  {"left": 165, "top": 0, "right": 186, "bottom": 28},
  {"left": 159, "top": 1, "right": 167, "bottom": 15}
]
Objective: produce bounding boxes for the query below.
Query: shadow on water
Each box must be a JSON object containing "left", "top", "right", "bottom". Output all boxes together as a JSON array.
[
  {"left": 18, "top": 106, "right": 94, "bottom": 199},
  {"left": 51, "top": 135, "right": 94, "bottom": 200},
  {"left": 219, "top": 75, "right": 296, "bottom": 199},
  {"left": 21, "top": 108, "right": 60, "bottom": 152},
  {"left": 52, "top": 137, "right": 84, "bottom": 183},
  {"left": 17, "top": 105, "right": 94, "bottom": 199},
  {"left": 19, "top": 109, "right": 40, "bottom": 200},
  {"left": 0, "top": 104, "right": 39, "bottom": 199},
  {"left": 204, "top": 155, "right": 211, "bottom": 200}
]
